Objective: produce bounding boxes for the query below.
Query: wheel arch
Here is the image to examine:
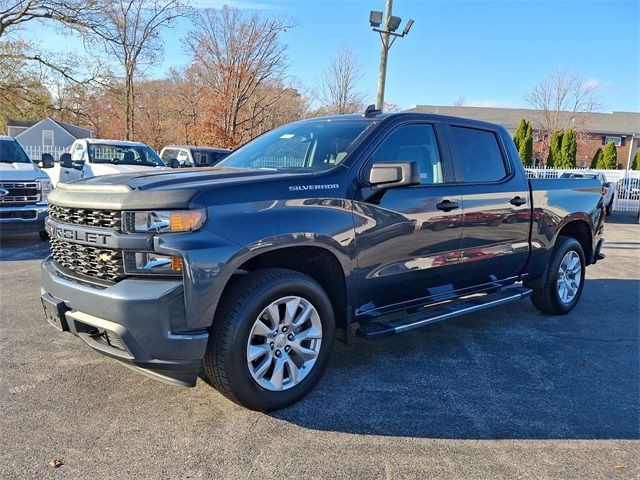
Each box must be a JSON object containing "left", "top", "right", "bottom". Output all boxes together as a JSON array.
[
  {"left": 216, "top": 243, "right": 353, "bottom": 331},
  {"left": 555, "top": 218, "right": 593, "bottom": 263}
]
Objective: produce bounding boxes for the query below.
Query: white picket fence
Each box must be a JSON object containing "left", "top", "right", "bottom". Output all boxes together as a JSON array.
[
  {"left": 22, "top": 146, "right": 68, "bottom": 187},
  {"left": 526, "top": 167, "right": 640, "bottom": 214},
  {"left": 23, "top": 145, "right": 69, "bottom": 162}
]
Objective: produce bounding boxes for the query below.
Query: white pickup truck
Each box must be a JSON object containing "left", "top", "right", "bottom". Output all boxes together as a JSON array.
[{"left": 58, "top": 139, "right": 168, "bottom": 184}]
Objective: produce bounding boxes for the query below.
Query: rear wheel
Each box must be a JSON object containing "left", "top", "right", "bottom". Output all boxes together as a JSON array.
[
  {"left": 202, "top": 268, "right": 335, "bottom": 411},
  {"left": 531, "top": 236, "right": 585, "bottom": 315}
]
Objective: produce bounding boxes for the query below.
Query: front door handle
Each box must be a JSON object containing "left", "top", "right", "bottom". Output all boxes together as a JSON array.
[
  {"left": 510, "top": 196, "right": 527, "bottom": 206},
  {"left": 436, "top": 200, "right": 460, "bottom": 211}
]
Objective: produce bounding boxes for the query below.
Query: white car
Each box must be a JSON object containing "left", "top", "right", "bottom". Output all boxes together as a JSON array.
[{"left": 59, "top": 139, "right": 168, "bottom": 184}]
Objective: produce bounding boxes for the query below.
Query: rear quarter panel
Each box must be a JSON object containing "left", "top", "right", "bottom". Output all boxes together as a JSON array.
[{"left": 525, "top": 177, "right": 605, "bottom": 280}]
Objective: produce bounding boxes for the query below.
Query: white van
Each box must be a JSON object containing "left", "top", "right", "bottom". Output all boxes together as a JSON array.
[{"left": 59, "top": 139, "right": 168, "bottom": 184}]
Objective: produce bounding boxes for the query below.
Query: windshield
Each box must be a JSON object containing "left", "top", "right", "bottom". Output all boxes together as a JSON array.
[
  {"left": 88, "top": 144, "right": 165, "bottom": 167},
  {"left": 218, "top": 120, "right": 372, "bottom": 171},
  {"left": 0, "top": 140, "right": 31, "bottom": 164},
  {"left": 192, "top": 149, "right": 229, "bottom": 167},
  {"left": 560, "top": 173, "right": 598, "bottom": 179}
]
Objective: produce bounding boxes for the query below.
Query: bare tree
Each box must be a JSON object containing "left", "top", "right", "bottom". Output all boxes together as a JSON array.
[
  {"left": 0, "top": 0, "right": 101, "bottom": 38},
  {"left": 81, "top": 0, "right": 185, "bottom": 139},
  {"left": 319, "top": 47, "right": 366, "bottom": 115},
  {"left": 526, "top": 69, "right": 603, "bottom": 135},
  {"left": 168, "top": 67, "right": 206, "bottom": 144},
  {"left": 453, "top": 96, "right": 466, "bottom": 107},
  {"left": 186, "top": 6, "right": 295, "bottom": 147}
]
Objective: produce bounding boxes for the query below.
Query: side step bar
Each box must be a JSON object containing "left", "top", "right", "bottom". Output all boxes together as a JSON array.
[{"left": 356, "top": 286, "right": 532, "bottom": 339}]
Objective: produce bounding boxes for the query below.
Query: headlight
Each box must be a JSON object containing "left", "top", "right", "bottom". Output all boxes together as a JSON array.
[
  {"left": 124, "top": 252, "right": 183, "bottom": 276},
  {"left": 123, "top": 208, "right": 206, "bottom": 233},
  {"left": 37, "top": 179, "right": 53, "bottom": 205}
]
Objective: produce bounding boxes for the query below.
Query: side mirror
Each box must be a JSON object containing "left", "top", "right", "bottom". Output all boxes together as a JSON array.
[
  {"left": 369, "top": 161, "right": 420, "bottom": 189},
  {"left": 59, "top": 153, "right": 72, "bottom": 168},
  {"left": 39, "top": 153, "right": 54, "bottom": 169},
  {"left": 170, "top": 158, "right": 181, "bottom": 168}
]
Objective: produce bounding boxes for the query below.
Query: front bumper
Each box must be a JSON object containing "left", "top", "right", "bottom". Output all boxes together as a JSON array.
[
  {"left": 0, "top": 204, "right": 47, "bottom": 235},
  {"left": 41, "top": 257, "right": 209, "bottom": 387}
]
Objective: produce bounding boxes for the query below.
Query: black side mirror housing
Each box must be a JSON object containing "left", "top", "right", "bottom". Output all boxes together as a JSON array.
[
  {"left": 39, "top": 153, "right": 54, "bottom": 169},
  {"left": 59, "top": 153, "right": 73, "bottom": 168},
  {"left": 170, "top": 158, "right": 181, "bottom": 168},
  {"left": 369, "top": 161, "right": 420, "bottom": 189}
]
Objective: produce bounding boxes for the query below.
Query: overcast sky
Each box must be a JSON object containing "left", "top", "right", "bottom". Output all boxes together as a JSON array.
[{"left": 28, "top": 0, "right": 640, "bottom": 112}]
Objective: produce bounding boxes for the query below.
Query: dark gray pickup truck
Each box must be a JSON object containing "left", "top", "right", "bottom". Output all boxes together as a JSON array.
[{"left": 41, "top": 111, "right": 606, "bottom": 410}]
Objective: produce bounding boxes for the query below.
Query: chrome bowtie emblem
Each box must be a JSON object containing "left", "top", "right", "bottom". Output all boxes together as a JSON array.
[
  {"left": 98, "top": 253, "right": 111, "bottom": 263},
  {"left": 0, "top": 188, "right": 8, "bottom": 197}
]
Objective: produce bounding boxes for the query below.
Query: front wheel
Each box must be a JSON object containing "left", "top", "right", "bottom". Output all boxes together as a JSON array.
[
  {"left": 530, "top": 236, "right": 585, "bottom": 315},
  {"left": 202, "top": 268, "right": 335, "bottom": 411}
]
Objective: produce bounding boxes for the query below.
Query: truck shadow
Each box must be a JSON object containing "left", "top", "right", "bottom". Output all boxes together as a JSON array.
[
  {"left": 0, "top": 234, "right": 50, "bottom": 261},
  {"left": 606, "top": 212, "right": 639, "bottom": 224},
  {"left": 272, "top": 278, "right": 639, "bottom": 440}
]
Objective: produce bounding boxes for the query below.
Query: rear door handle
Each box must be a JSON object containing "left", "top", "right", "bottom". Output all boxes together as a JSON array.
[
  {"left": 510, "top": 196, "right": 527, "bottom": 206},
  {"left": 436, "top": 200, "right": 460, "bottom": 211}
]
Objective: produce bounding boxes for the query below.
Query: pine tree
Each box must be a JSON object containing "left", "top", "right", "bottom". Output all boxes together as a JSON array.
[
  {"left": 601, "top": 141, "right": 617, "bottom": 169},
  {"left": 590, "top": 148, "right": 603, "bottom": 169},
  {"left": 558, "top": 129, "right": 577, "bottom": 169},
  {"left": 631, "top": 150, "right": 640, "bottom": 170},
  {"left": 514, "top": 119, "right": 533, "bottom": 166},
  {"left": 547, "top": 130, "right": 563, "bottom": 167}
]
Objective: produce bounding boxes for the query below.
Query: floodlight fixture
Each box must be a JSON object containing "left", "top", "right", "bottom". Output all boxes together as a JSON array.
[
  {"left": 369, "top": 10, "right": 383, "bottom": 27},
  {"left": 402, "top": 18, "right": 414, "bottom": 35},
  {"left": 387, "top": 15, "right": 401, "bottom": 32}
]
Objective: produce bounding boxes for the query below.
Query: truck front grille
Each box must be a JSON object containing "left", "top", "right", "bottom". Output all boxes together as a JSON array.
[
  {"left": 0, "top": 182, "right": 40, "bottom": 205},
  {"left": 50, "top": 239, "right": 125, "bottom": 282},
  {"left": 48, "top": 205, "right": 122, "bottom": 230}
]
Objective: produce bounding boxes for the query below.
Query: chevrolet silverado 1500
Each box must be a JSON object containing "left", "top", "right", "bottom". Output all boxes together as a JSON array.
[{"left": 41, "top": 110, "right": 606, "bottom": 410}]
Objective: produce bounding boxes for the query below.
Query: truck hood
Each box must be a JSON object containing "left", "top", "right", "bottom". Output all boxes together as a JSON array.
[
  {"left": 89, "top": 163, "right": 169, "bottom": 177},
  {"left": 77, "top": 167, "right": 302, "bottom": 191},
  {"left": 0, "top": 161, "right": 46, "bottom": 181},
  {"left": 48, "top": 167, "right": 311, "bottom": 210}
]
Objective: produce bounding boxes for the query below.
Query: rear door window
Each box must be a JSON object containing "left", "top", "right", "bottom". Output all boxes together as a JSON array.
[{"left": 450, "top": 126, "right": 507, "bottom": 183}]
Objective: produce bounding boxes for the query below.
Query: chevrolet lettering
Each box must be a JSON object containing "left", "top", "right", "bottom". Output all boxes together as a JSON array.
[
  {"left": 40, "top": 110, "right": 606, "bottom": 412},
  {"left": 51, "top": 224, "right": 112, "bottom": 246}
]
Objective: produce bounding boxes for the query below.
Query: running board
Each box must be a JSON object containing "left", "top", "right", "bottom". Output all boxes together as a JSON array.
[{"left": 356, "top": 286, "right": 532, "bottom": 339}]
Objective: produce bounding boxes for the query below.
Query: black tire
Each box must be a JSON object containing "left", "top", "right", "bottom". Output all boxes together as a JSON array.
[
  {"left": 530, "top": 236, "right": 585, "bottom": 315},
  {"left": 39, "top": 230, "right": 49, "bottom": 241},
  {"left": 202, "top": 268, "right": 335, "bottom": 411}
]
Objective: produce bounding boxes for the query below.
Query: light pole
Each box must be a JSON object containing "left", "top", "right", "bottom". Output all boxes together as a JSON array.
[{"left": 370, "top": 1, "right": 414, "bottom": 110}]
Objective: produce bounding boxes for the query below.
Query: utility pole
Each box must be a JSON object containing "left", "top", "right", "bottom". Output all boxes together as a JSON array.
[
  {"left": 369, "top": 3, "right": 414, "bottom": 110},
  {"left": 376, "top": 0, "right": 393, "bottom": 111}
]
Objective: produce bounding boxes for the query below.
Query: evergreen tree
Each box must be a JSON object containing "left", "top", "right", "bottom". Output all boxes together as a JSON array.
[
  {"left": 514, "top": 119, "right": 533, "bottom": 166},
  {"left": 631, "top": 150, "right": 640, "bottom": 170},
  {"left": 590, "top": 148, "right": 603, "bottom": 169},
  {"left": 558, "top": 129, "right": 577, "bottom": 169},
  {"left": 547, "top": 130, "right": 563, "bottom": 167},
  {"left": 601, "top": 141, "right": 618, "bottom": 169}
]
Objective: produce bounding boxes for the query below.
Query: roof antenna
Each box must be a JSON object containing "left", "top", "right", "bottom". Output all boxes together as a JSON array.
[{"left": 363, "top": 104, "right": 382, "bottom": 118}]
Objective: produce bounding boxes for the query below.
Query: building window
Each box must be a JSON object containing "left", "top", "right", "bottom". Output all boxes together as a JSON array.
[
  {"left": 604, "top": 136, "right": 622, "bottom": 147},
  {"left": 533, "top": 132, "right": 541, "bottom": 142},
  {"left": 42, "top": 130, "right": 54, "bottom": 147}
]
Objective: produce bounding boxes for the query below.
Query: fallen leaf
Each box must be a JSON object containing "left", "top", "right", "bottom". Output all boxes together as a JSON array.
[
  {"left": 613, "top": 464, "right": 629, "bottom": 470},
  {"left": 48, "top": 458, "right": 63, "bottom": 469}
]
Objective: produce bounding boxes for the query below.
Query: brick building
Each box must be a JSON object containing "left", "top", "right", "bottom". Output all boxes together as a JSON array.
[{"left": 407, "top": 105, "right": 640, "bottom": 169}]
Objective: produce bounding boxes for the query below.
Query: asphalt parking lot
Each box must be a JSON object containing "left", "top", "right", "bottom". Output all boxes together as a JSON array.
[{"left": 1, "top": 215, "right": 638, "bottom": 479}]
